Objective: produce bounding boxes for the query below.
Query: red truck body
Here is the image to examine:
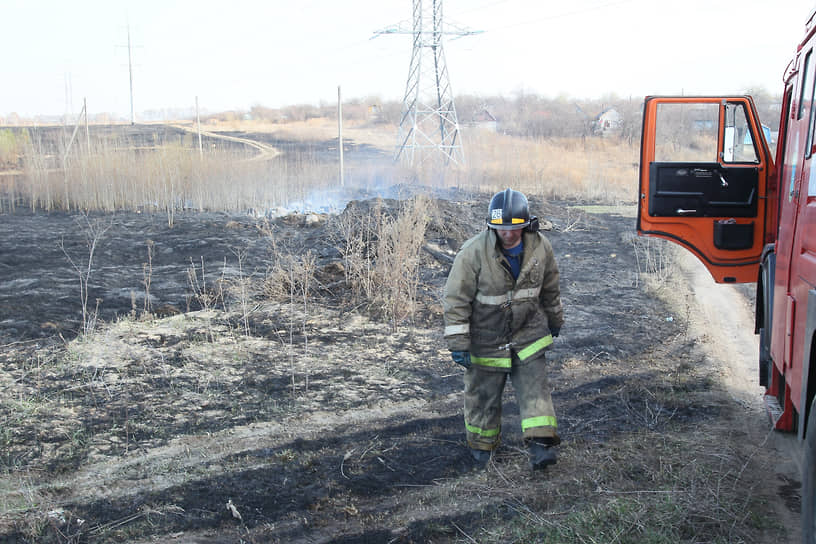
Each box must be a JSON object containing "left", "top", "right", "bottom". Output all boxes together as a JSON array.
[{"left": 637, "top": 10, "right": 816, "bottom": 542}]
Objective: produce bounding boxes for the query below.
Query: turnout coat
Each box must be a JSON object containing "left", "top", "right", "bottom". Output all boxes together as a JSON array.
[{"left": 443, "top": 228, "right": 564, "bottom": 370}]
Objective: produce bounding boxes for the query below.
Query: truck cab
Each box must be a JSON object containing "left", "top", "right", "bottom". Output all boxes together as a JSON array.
[
  {"left": 637, "top": 10, "right": 816, "bottom": 543},
  {"left": 637, "top": 74, "right": 816, "bottom": 544},
  {"left": 637, "top": 89, "right": 816, "bottom": 429}
]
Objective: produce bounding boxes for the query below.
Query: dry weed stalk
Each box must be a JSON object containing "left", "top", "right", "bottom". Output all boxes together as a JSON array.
[
  {"left": 262, "top": 240, "right": 318, "bottom": 393},
  {"left": 632, "top": 236, "right": 675, "bottom": 286},
  {"left": 375, "top": 195, "right": 432, "bottom": 329},
  {"left": 185, "top": 257, "right": 227, "bottom": 342},
  {"left": 259, "top": 220, "right": 320, "bottom": 391},
  {"left": 59, "top": 213, "right": 111, "bottom": 337},
  {"left": 185, "top": 256, "right": 224, "bottom": 312},
  {"left": 225, "top": 246, "right": 263, "bottom": 336},
  {"left": 142, "top": 240, "right": 154, "bottom": 315}
]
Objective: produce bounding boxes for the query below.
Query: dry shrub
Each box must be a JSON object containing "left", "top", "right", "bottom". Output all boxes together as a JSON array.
[
  {"left": 632, "top": 235, "right": 676, "bottom": 286},
  {"left": 333, "top": 194, "right": 433, "bottom": 327},
  {"left": 263, "top": 251, "right": 317, "bottom": 305}
]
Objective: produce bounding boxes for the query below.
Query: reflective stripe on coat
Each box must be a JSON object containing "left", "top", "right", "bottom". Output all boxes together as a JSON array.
[{"left": 443, "top": 228, "right": 564, "bottom": 368}]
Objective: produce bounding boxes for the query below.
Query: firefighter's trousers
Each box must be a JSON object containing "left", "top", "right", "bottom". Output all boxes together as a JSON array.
[{"left": 463, "top": 351, "right": 558, "bottom": 451}]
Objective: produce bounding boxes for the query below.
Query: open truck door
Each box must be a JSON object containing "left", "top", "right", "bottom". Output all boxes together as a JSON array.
[{"left": 638, "top": 96, "right": 772, "bottom": 283}]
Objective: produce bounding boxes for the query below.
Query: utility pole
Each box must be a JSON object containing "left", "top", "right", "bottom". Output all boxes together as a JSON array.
[
  {"left": 64, "top": 72, "right": 73, "bottom": 125},
  {"left": 128, "top": 25, "right": 135, "bottom": 125},
  {"left": 84, "top": 98, "right": 90, "bottom": 151},
  {"left": 374, "top": 0, "right": 480, "bottom": 167},
  {"left": 338, "top": 85, "right": 344, "bottom": 187},
  {"left": 196, "top": 96, "right": 203, "bottom": 159}
]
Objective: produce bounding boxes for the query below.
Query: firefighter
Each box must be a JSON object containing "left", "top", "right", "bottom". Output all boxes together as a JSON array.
[{"left": 443, "top": 188, "right": 564, "bottom": 469}]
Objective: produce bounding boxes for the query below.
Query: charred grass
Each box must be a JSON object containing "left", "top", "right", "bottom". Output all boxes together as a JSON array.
[{"left": 0, "top": 199, "right": 791, "bottom": 543}]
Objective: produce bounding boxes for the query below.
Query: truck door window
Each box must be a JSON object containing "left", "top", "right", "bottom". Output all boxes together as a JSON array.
[
  {"left": 654, "top": 102, "right": 718, "bottom": 162},
  {"left": 724, "top": 102, "right": 759, "bottom": 163},
  {"left": 799, "top": 50, "right": 813, "bottom": 120},
  {"left": 807, "top": 50, "right": 816, "bottom": 158}
]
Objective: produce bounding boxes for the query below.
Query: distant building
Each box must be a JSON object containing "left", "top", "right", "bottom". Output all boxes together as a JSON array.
[
  {"left": 595, "top": 108, "right": 622, "bottom": 135},
  {"left": 469, "top": 108, "right": 497, "bottom": 132},
  {"left": 368, "top": 104, "right": 382, "bottom": 123}
]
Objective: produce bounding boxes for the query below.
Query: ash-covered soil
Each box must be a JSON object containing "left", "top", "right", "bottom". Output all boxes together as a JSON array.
[{"left": 0, "top": 192, "right": 798, "bottom": 543}]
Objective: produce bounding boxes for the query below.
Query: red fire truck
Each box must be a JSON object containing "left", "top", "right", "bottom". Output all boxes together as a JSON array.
[{"left": 636, "top": 11, "right": 816, "bottom": 541}]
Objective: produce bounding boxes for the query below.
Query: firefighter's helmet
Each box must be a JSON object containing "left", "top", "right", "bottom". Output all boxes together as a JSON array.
[{"left": 487, "top": 188, "right": 530, "bottom": 230}]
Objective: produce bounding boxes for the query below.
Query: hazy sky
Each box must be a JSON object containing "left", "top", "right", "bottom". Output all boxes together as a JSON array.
[{"left": 2, "top": 0, "right": 815, "bottom": 118}]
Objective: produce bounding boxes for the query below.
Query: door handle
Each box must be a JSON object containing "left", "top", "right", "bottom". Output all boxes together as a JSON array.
[
  {"left": 676, "top": 209, "right": 697, "bottom": 215},
  {"left": 717, "top": 171, "right": 729, "bottom": 188}
]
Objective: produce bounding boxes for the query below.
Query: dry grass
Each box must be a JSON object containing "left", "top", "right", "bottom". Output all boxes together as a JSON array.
[
  {"left": 451, "top": 129, "right": 640, "bottom": 203},
  {"left": 1, "top": 119, "right": 640, "bottom": 216},
  {"left": 3, "top": 131, "right": 339, "bottom": 217},
  {"left": 473, "top": 425, "right": 782, "bottom": 543},
  {"left": 279, "top": 120, "right": 644, "bottom": 204},
  {"left": 632, "top": 236, "right": 677, "bottom": 287}
]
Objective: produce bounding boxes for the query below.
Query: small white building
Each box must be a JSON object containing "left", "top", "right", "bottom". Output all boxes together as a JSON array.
[
  {"left": 470, "top": 108, "right": 497, "bottom": 132},
  {"left": 595, "top": 108, "right": 622, "bottom": 135}
]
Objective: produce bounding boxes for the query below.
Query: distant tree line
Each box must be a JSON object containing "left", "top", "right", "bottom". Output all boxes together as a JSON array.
[
  {"left": 0, "top": 89, "right": 781, "bottom": 144},
  {"left": 215, "top": 89, "right": 777, "bottom": 143}
]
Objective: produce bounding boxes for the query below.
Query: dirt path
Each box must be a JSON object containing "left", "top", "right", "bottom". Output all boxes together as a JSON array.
[
  {"left": 676, "top": 250, "right": 764, "bottom": 407},
  {"left": 675, "top": 249, "right": 803, "bottom": 543},
  {"left": 169, "top": 124, "right": 281, "bottom": 161}
]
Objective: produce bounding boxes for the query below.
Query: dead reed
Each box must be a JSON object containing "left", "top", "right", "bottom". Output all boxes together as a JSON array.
[
  {"left": 2, "top": 131, "right": 339, "bottom": 218},
  {"left": 0, "top": 121, "right": 640, "bottom": 217},
  {"left": 450, "top": 129, "right": 640, "bottom": 204}
]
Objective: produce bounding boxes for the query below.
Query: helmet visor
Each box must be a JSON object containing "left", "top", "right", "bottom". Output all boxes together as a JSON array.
[
  {"left": 488, "top": 221, "right": 527, "bottom": 231},
  {"left": 488, "top": 214, "right": 528, "bottom": 230}
]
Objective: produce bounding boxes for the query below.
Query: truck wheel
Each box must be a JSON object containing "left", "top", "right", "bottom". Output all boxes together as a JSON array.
[{"left": 804, "top": 400, "right": 816, "bottom": 543}]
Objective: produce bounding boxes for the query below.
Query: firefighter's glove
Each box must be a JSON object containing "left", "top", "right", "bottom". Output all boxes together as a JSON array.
[
  {"left": 451, "top": 351, "right": 471, "bottom": 369},
  {"left": 550, "top": 327, "right": 560, "bottom": 338}
]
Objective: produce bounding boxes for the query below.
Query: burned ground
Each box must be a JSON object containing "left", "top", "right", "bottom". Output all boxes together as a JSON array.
[{"left": 0, "top": 192, "right": 799, "bottom": 543}]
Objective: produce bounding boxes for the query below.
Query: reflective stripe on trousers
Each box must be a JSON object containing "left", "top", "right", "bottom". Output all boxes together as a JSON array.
[
  {"left": 463, "top": 351, "right": 558, "bottom": 450},
  {"left": 470, "top": 334, "right": 553, "bottom": 369}
]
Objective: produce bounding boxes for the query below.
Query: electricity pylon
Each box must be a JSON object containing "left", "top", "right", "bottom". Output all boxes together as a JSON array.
[{"left": 374, "top": 0, "right": 480, "bottom": 167}]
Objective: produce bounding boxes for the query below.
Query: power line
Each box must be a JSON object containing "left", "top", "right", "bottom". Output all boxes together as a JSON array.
[{"left": 481, "top": 0, "right": 637, "bottom": 34}]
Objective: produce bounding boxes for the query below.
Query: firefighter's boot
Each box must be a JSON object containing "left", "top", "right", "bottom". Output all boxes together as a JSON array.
[
  {"left": 469, "top": 447, "right": 491, "bottom": 467},
  {"left": 528, "top": 441, "right": 557, "bottom": 470}
]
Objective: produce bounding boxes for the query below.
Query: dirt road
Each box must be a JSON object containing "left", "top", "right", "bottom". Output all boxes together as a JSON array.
[
  {"left": 674, "top": 249, "right": 804, "bottom": 543},
  {"left": 0, "top": 197, "right": 803, "bottom": 543}
]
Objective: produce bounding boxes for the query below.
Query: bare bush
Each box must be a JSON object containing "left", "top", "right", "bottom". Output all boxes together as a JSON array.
[
  {"left": 186, "top": 257, "right": 225, "bottom": 312},
  {"left": 632, "top": 235, "right": 675, "bottom": 286},
  {"left": 332, "top": 195, "right": 433, "bottom": 328},
  {"left": 262, "top": 236, "right": 319, "bottom": 393},
  {"left": 59, "top": 213, "right": 111, "bottom": 337}
]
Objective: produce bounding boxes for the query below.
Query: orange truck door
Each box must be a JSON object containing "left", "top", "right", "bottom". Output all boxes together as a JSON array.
[{"left": 638, "top": 96, "right": 771, "bottom": 283}]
